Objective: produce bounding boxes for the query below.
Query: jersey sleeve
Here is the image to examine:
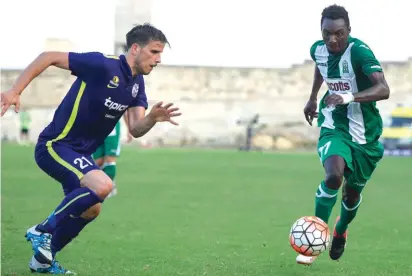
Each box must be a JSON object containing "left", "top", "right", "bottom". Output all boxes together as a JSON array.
[
  {"left": 310, "top": 40, "right": 323, "bottom": 61},
  {"left": 310, "top": 43, "right": 317, "bottom": 61},
  {"left": 351, "top": 43, "right": 383, "bottom": 76},
  {"left": 68, "top": 52, "right": 107, "bottom": 80},
  {"left": 129, "top": 75, "right": 148, "bottom": 109}
]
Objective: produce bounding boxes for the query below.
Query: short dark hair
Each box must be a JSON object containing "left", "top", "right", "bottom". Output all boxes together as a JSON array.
[
  {"left": 126, "top": 23, "right": 170, "bottom": 48},
  {"left": 321, "top": 5, "right": 350, "bottom": 27}
]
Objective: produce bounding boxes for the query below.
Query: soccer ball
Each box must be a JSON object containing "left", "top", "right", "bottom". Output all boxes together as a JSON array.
[{"left": 289, "top": 216, "right": 330, "bottom": 256}]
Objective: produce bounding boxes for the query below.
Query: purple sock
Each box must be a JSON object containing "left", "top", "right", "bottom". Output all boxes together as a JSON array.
[
  {"left": 36, "top": 187, "right": 101, "bottom": 234},
  {"left": 51, "top": 216, "right": 94, "bottom": 257}
]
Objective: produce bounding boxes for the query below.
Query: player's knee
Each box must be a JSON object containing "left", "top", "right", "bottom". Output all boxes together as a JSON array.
[
  {"left": 325, "top": 172, "right": 343, "bottom": 190},
  {"left": 342, "top": 186, "right": 360, "bottom": 208},
  {"left": 82, "top": 170, "right": 113, "bottom": 199},
  {"left": 81, "top": 203, "right": 102, "bottom": 219},
  {"left": 343, "top": 195, "right": 360, "bottom": 208},
  {"left": 94, "top": 158, "right": 104, "bottom": 168},
  {"left": 104, "top": 156, "right": 116, "bottom": 164},
  {"left": 95, "top": 178, "right": 113, "bottom": 199}
]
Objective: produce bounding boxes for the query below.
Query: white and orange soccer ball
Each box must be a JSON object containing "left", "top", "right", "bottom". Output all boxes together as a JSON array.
[{"left": 289, "top": 216, "right": 331, "bottom": 256}]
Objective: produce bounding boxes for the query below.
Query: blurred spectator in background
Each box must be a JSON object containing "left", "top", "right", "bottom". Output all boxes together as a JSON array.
[
  {"left": 19, "top": 108, "right": 31, "bottom": 145},
  {"left": 237, "top": 114, "right": 260, "bottom": 151}
]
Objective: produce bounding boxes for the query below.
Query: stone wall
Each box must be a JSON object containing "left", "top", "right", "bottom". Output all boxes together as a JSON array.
[{"left": 2, "top": 58, "right": 411, "bottom": 149}]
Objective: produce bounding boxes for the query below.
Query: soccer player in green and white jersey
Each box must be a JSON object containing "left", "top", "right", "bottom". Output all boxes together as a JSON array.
[{"left": 298, "top": 5, "right": 390, "bottom": 265}]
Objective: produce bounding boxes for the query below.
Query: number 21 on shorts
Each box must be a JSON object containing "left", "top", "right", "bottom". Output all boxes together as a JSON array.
[
  {"left": 73, "top": 156, "right": 93, "bottom": 169},
  {"left": 318, "top": 141, "right": 332, "bottom": 163}
]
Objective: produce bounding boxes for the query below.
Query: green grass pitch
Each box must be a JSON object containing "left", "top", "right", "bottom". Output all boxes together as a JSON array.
[{"left": 1, "top": 143, "right": 411, "bottom": 275}]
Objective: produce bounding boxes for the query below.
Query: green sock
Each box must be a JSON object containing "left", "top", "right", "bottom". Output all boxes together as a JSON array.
[
  {"left": 335, "top": 195, "right": 362, "bottom": 235},
  {"left": 102, "top": 162, "right": 116, "bottom": 181},
  {"left": 315, "top": 181, "right": 338, "bottom": 223}
]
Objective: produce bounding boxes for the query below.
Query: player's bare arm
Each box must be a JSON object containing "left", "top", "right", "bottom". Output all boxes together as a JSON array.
[
  {"left": 324, "top": 72, "right": 390, "bottom": 106},
  {"left": 122, "top": 110, "right": 134, "bottom": 143},
  {"left": 304, "top": 65, "right": 324, "bottom": 126},
  {"left": 126, "top": 106, "right": 149, "bottom": 138},
  {"left": 127, "top": 102, "right": 182, "bottom": 138},
  {"left": 353, "top": 72, "right": 390, "bottom": 102},
  {"left": 9, "top": 52, "right": 69, "bottom": 94},
  {"left": 123, "top": 110, "right": 130, "bottom": 126},
  {"left": 1, "top": 52, "right": 69, "bottom": 116}
]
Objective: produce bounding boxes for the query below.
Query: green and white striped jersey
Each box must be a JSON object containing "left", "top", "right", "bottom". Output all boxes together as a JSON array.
[{"left": 310, "top": 36, "right": 384, "bottom": 144}]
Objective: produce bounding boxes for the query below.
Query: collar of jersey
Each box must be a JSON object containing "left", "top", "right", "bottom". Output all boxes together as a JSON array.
[{"left": 119, "top": 55, "right": 134, "bottom": 82}]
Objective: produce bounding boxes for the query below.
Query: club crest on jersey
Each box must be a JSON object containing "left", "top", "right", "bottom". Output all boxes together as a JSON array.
[{"left": 132, "top": 83, "right": 139, "bottom": 98}]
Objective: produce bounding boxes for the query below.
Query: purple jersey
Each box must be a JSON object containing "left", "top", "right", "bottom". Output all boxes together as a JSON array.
[{"left": 38, "top": 53, "right": 148, "bottom": 154}]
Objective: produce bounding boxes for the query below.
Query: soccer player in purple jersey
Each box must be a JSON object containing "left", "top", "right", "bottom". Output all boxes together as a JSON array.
[{"left": 1, "top": 23, "right": 181, "bottom": 274}]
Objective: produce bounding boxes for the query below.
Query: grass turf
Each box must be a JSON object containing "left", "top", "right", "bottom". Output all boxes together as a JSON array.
[{"left": 1, "top": 143, "right": 411, "bottom": 275}]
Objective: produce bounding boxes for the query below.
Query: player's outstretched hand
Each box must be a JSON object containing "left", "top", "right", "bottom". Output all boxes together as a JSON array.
[
  {"left": 149, "top": 102, "right": 182, "bottom": 125},
  {"left": 1, "top": 89, "right": 21, "bottom": 116},
  {"left": 303, "top": 99, "right": 318, "bottom": 126}
]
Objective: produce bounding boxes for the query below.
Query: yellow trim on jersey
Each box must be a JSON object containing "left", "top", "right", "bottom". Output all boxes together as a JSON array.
[
  {"left": 46, "top": 144, "right": 84, "bottom": 179},
  {"left": 46, "top": 81, "right": 87, "bottom": 179},
  {"left": 104, "top": 54, "right": 120, "bottom": 60},
  {"left": 50, "top": 81, "right": 86, "bottom": 142}
]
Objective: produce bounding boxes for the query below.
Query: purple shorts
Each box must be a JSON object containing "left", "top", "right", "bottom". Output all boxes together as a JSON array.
[{"left": 35, "top": 141, "right": 100, "bottom": 195}]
